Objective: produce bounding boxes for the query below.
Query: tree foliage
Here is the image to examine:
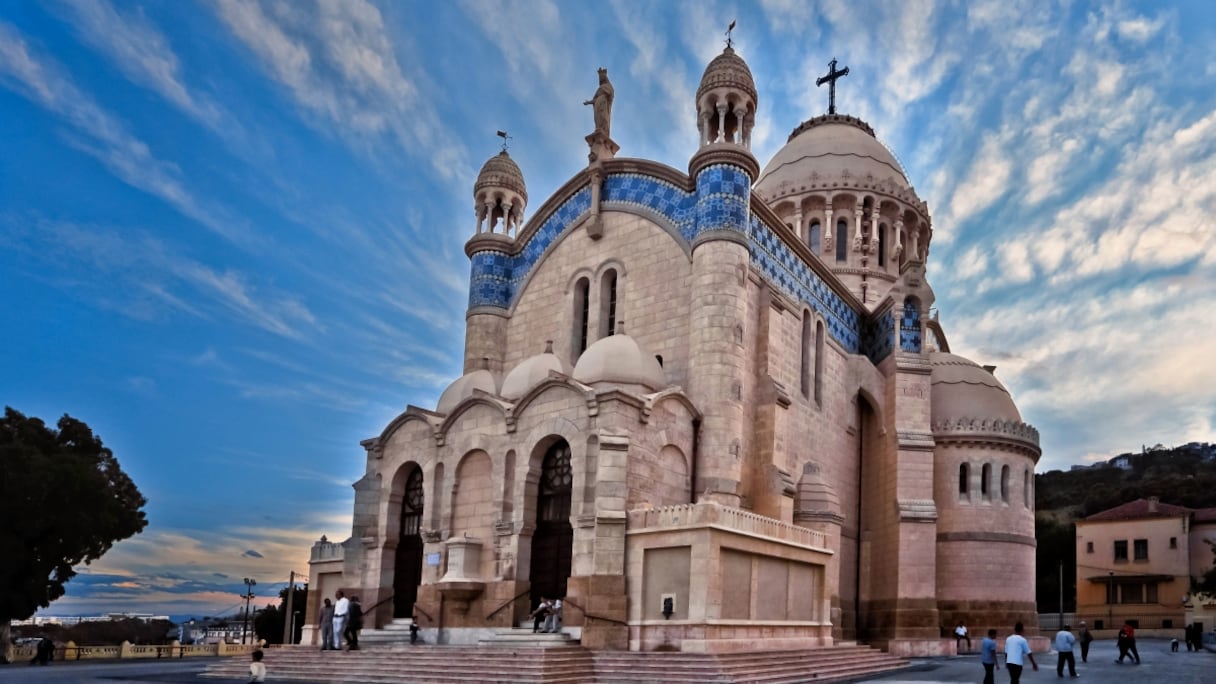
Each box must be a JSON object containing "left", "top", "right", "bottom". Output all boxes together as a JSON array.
[
  {"left": 254, "top": 585, "right": 308, "bottom": 644},
  {"left": 13, "top": 617, "right": 174, "bottom": 645},
  {"left": 0, "top": 407, "right": 148, "bottom": 624}
]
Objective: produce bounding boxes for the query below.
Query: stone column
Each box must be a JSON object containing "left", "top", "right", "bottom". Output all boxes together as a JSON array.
[
  {"left": 824, "top": 203, "right": 834, "bottom": 249},
  {"left": 853, "top": 208, "right": 864, "bottom": 252},
  {"left": 502, "top": 200, "right": 514, "bottom": 236},
  {"left": 793, "top": 209, "right": 804, "bottom": 241},
  {"left": 716, "top": 104, "right": 727, "bottom": 143}
]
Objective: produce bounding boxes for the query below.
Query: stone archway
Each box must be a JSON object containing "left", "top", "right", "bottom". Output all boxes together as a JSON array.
[
  {"left": 393, "top": 467, "right": 424, "bottom": 618},
  {"left": 528, "top": 440, "right": 573, "bottom": 607}
]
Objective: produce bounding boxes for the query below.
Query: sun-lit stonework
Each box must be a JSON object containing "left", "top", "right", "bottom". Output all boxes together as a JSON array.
[{"left": 307, "top": 47, "right": 1042, "bottom": 656}]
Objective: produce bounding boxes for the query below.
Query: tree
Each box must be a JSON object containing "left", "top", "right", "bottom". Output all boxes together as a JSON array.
[
  {"left": 0, "top": 407, "right": 148, "bottom": 659},
  {"left": 254, "top": 585, "right": 308, "bottom": 644}
]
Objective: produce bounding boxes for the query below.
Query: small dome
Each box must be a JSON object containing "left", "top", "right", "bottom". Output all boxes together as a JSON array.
[
  {"left": 474, "top": 151, "right": 527, "bottom": 202},
  {"left": 436, "top": 369, "right": 499, "bottom": 414},
  {"left": 572, "top": 334, "right": 666, "bottom": 391},
  {"left": 756, "top": 115, "right": 910, "bottom": 196},
  {"left": 930, "top": 352, "right": 1021, "bottom": 423},
  {"left": 501, "top": 343, "right": 569, "bottom": 400},
  {"left": 697, "top": 46, "right": 757, "bottom": 104}
]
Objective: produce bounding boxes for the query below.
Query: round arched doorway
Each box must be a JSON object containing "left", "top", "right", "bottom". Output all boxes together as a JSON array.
[
  {"left": 529, "top": 440, "right": 573, "bottom": 607},
  {"left": 393, "top": 467, "right": 424, "bottom": 618}
]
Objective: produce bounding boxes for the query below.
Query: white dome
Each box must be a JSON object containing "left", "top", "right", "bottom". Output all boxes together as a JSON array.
[
  {"left": 436, "top": 369, "right": 499, "bottom": 414},
  {"left": 929, "top": 352, "right": 1021, "bottom": 423},
  {"left": 756, "top": 115, "right": 910, "bottom": 196},
  {"left": 501, "top": 344, "right": 569, "bottom": 400},
  {"left": 572, "top": 334, "right": 666, "bottom": 391}
]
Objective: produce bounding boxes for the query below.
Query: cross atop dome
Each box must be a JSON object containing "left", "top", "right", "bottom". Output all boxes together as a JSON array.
[{"left": 815, "top": 58, "right": 850, "bottom": 115}]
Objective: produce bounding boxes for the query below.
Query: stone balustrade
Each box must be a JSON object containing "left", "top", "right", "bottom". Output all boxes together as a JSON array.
[
  {"left": 629, "top": 502, "right": 827, "bottom": 550},
  {"left": 4, "top": 639, "right": 263, "bottom": 664}
]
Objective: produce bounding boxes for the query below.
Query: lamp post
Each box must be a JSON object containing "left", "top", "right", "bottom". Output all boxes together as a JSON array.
[
  {"left": 241, "top": 577, "right": 257, "bottom": 645},
  {"left": 1107, "top": 571, "right": 1114, "bottom": 630}
]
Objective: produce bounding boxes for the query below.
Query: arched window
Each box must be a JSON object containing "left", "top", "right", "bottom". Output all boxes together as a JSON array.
[
  {"left": 959, "top": 463, "right": 969, "bottom": 498},
  {"left": 1001, "top": 465, "right": 1010, "bottom": 503},
  {"left": 835, "top": 219, "right": 848, "bottom": 262},
  {"left": 572, "top": 277, "right": 590, "bottom": 361},
  {"left": 814, "top": 320, "right": 824, "bottom": 405},
  {"left": 981, "top": 463, "right": 992, "bottom": 500},
  {"left": 808, "top": 221, "right": 821, "bottom": 254},
  {"left": 878, "top": 224, "right": 887, "bottom": 267},
  {"left": 1023, "top": 469, "right": 1031, "bottom": 508},
  {"left": 599, "top": 269, "right": 618, "bottom": 337},
  {"left": 800, "top": 312, "right": 811, "bottom": 399}
]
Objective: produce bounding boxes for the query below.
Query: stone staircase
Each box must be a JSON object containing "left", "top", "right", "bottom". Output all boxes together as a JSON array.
[
  {"left": 201, "top": 642, "right": 908, "bottom": 683},
  {"left": 359, "top": 618, "right": 421, "bottom": 647},
  {"left": 479, "top": 627, "right": 581, "bottom": 647}
]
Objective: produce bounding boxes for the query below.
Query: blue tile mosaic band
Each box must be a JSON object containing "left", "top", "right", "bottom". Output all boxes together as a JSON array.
[
  {"left": 860, "top": 310, "right": 895, "bottom": 363},
  {"left": 467, "top": 187, "right": 592, "bottom": 309},
  {"left": 748, "top": 213, "right": 862, "bottom": 353},
  {"left": 466, "top": 165, "right": 889, "bottom": 360},
  {"left": 900, "top": 305, "right": 922, "bottom": 353}
]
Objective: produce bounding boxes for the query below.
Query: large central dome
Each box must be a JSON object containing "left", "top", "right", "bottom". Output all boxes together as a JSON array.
[{"left": 755, "top": 114, "right": 909, "bottom": 196}]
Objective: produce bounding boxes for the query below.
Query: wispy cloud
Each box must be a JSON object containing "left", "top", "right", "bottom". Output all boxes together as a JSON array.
[
  {"left": 213, "top": 0, "right": 470, "bottom": 181},
  {"left": 0, "top": 22, "right": 252, "bottom": 246}
]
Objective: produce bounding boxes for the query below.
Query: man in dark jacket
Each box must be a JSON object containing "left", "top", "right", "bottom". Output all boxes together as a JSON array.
[{"left": 344, "top": 596, "right": 363, "bottom": 650}]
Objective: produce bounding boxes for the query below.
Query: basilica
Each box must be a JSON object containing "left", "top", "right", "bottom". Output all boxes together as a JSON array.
[{"left": 306, "top": 44, "right": 1042, "bottom": 656}]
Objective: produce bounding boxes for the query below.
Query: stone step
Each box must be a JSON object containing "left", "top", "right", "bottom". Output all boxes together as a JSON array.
[{"left": 201, "top": 643, "right": 908, "bottom": 683}]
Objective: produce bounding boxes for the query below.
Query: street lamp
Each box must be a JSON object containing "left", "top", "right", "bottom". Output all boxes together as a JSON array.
[{"left": 241, "top": 578, "right": 257, "bottom": 645}]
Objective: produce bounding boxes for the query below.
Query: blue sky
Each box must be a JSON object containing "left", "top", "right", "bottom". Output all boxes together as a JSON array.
[{"left": 2, "top": 0, "right": 1213, "bottom": 619}]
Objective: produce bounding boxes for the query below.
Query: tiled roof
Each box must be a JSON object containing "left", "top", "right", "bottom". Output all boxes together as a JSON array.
[{"left": 1083, "top": 498, "right": 1195, "bottom": 522}]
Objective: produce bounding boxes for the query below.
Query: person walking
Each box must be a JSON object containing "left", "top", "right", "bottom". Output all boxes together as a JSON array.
[
  {"left": 1077, "top": 621, "right": 1092, "bottom": 663},
  {"left": 344, "top": 596, "right": 363, "bottom": 650},
  {"left": 1005, "top": 621, "right": 1037, "bottom": 684},
  {"left": 248, "top": 649, "right": 266, "bottom": 683},
  {"left": 319, "top": 598, "right": 335, "bottom": 651},
  {"left": 332, "top": 590, "right": 349, "bottom": 650},
  {"left": 980, "top": 628, "right": 1000, "bottom": 684},
  {"left": 1115, "top": 621, "right": 1139, "bottom": 664},
  {"left": 1054, "top": 623, "right": 1078, "bottom": 678}
]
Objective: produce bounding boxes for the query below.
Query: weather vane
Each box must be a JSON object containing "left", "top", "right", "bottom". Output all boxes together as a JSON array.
[
  {"left": 725, "top": 20, "right": 736, "bottom": 49},
  {"left": 816, "top": 58, "right": 849, "bottom": 115},
  {"left": 496, "top": 129, "right": 511, "bottom": 152}
]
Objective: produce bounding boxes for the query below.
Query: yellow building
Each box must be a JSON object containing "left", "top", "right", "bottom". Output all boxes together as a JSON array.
[{"left": 1075, "top": 497, "right": 1216, "bottom": 636}]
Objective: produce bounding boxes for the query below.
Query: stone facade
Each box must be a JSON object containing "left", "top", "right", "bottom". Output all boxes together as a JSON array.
[{"left": 308, "top": 47, "right": 1042, "bottom": 654}]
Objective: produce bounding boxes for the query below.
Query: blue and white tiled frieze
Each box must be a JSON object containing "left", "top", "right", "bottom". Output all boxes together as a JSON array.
[
  {"left": 899, "top": 305, "right": 922, "bottom": 353},
  {"left": 860, "top": 309, "right": 895, "bottom": 363},
  {"left": 467, "top": 187, "right": 592, "bottom": 309},
  {"left": 467, "top": 165, "right": 896, "bottom": 361},
  {"left": 748, "top": 213, "right": 862, "bottom": 354}
]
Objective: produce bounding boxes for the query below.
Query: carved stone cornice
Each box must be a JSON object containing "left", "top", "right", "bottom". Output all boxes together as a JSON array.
[
  {"left": 932, "top": 417, "right": 1042, "bottom": 460},
  {"left": 897, "top": 499, "right": 938, "bottom": 523}
]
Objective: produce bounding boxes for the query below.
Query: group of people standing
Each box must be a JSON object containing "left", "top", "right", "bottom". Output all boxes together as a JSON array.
[
  {"left": 319, "top": 589, "right": 363, "bottom": 651},
  {"left": 974, "top": 620, "right": 1100, "bottom": 683}
]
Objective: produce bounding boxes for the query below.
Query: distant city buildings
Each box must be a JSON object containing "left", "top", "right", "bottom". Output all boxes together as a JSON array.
[
  {"left": 14, "top": 612, "right": 170, "bottom": 626},
  {"left": 1065, "top": 442, "right": 1215, "bottom": 472}
]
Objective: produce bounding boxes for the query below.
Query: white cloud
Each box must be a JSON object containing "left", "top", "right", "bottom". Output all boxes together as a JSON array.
[
  {"left": 944, "top": 132, "right": 1012, "bottom": 227},
  {"left": 214, "top": 0, "right": 470, "bottom": 181}
]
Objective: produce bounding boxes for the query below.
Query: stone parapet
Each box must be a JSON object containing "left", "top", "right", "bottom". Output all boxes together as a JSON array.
[
  {"left": 932, "top": 417, "right": 1041, "bottom": 457},
  {"left": 628, "top": 502, "right": 828, "bottom": 551}
]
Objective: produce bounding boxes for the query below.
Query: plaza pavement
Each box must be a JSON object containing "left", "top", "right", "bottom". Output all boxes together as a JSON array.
[{"left": 0, "top": 638, "right": 1210, "bottom": 683}]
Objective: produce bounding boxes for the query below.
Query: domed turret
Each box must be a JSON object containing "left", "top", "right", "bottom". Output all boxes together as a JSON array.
[
  {"left": 474, "top": 150, "right": 527, "bottom": 237},
  {"left": 436, "top": 368, "right": 499, "bottom": 414},
  {"left": 696, "top": 46, "right": 757, "bottom": 149},
  {"left": 572, "top": 333, "right": 666, "bottom": 392},
  {"left": 501, "top": 341, "right": 569, "bottom": 400},
  {"left": 929, "top": 352, "right": 1021, "bottom": 424}
]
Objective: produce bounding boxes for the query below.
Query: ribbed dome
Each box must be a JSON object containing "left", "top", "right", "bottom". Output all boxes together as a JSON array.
[
  {"left": 697, "top": 46, "right": 757, "bottom": 103},
  {"left": 929, "top": 352, "right": 1021, "bottom": 423},
  {"left": 501, "top": 343, "right": 569, "bottom": 400},
  {"left": 755, "top": 115, "right": 910, "bottom": 196},
  {"left": 436, "top": 369, "right": 499, "bottom": 414},
  {"left": 474, "top": 151, "right": 527, "bottom": 202},
  {"left": 572, "top": 334, "right": 666, "bottom": 391}
]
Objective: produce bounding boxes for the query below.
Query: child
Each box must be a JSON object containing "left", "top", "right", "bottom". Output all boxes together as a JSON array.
[{"left": 249, "top": 649, "right": 266, "bottom": 683}]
